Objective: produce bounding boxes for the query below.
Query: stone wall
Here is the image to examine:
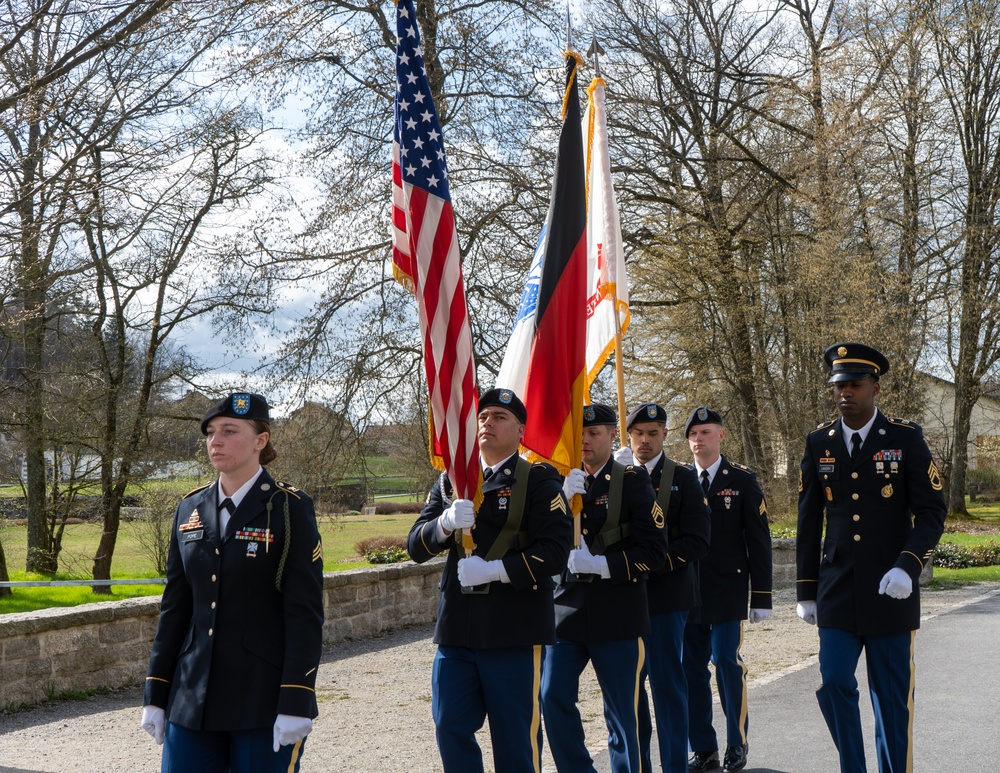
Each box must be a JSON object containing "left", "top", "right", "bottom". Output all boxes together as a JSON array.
[
  {"left": 0, "top": 560, "right": 444, "bottom": 711},
  {"left": 0, "top": 546, "right": 925, "bottom": 711}
]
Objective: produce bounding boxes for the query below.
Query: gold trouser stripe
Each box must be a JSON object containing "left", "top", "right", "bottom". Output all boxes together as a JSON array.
[
  {"left": 737, "top": 621, "right": 749, "bottom": 745},
  {"left": 906, "top": 631, "right": 916, "bottom": 773},
  {"left": 286, "top": 738, "right": 303, "bottom": 773},
  {"left": 530, "top": 644, "right": 543, "bottom": 773},
  {"left": 632, "top": 637, "right": 646, "bottom": 756}
]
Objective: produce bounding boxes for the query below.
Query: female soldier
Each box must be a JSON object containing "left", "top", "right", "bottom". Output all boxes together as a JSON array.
[{"left": 140, "top": 393, "right": 325, "bottom": 772}]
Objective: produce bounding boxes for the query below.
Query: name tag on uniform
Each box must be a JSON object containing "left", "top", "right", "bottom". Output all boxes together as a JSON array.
[{"left": 182, "top": 529, "right": 204, "bottom": 542}]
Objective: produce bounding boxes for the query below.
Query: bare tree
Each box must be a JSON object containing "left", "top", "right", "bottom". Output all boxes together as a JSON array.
[
  {"left": 252, "top": 0, "right": 565, "bottom": 428},
  {"left": 1, "top": 0, "right": 291, "bottom": 581},
  {"left": 930, "top": 0, "right": 1000, "bottom": 515}
]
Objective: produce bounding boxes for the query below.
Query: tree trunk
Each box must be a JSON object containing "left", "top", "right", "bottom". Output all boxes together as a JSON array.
[
  {"left": 0, "top": 536, "right": 11, "bottom": 598},
  {"left": 948, "top": 310, "right": 981, "bottom": 516}
]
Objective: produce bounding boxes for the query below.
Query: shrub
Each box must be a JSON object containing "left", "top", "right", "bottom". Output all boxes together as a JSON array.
[
  {"left": 932, "top": 541, "right": 1000, "bottom": 569},
  {"left": 355, "top": 535, "right": 410, "bottom": 564}
]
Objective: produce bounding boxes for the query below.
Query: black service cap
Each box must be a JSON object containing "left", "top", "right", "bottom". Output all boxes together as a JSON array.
[
  {"left": 201, "top": 392, "right": 270, "bottom": 434},
  {"left": 824, "top": 343, "right": 890, "bottom": 383},
  {"left": 626, "top": 402, "right": 667, "bottom": 429},
  {"left": 583, "top": 403, "right": 617, "bottom": 427},
  {"left": 684, "top": 406, "right": 722, "bottom": 437},
  {"left": 479, "top": 387, "right": 527, "bottom": 424}
]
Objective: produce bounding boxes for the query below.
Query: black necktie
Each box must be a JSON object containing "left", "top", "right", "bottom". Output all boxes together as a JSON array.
[
  {"left": 850, "top": 433, "right": 862, "bottom": 463},
  {"left": 700, "top": 469, "right": 710, "bottom": 493},
  {"left": 483, "top": 467, "right": 494, "bottom": 481},
  {"left": 585, "top": 474, "right": 595, "bottom": 492},
  {"left": 219, "top": 498, "right": 235, "bottom": 532}
]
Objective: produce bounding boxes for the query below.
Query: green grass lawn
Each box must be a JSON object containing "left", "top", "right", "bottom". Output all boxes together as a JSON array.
[
  {"left": 4, "top": 493, "right": 1000, "bottom": 615},
  {"left": 0, "top": 512, "right": 417, "bottom": 614}
]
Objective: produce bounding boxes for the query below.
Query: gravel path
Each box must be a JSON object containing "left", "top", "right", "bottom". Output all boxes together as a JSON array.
[{"left": 0, "top": 582, "right": 993, "bottom": 773}]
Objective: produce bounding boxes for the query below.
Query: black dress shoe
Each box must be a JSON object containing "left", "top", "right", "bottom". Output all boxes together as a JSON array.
[
  {"left": 723, "top": 743, "right": 748, "bottom": 772},
  {"left": 688, "top": 750, "right": 721, "bottom": 771}
]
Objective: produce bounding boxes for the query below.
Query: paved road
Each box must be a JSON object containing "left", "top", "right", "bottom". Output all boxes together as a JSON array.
[
  {"left": 0, "top": 585, "right": 994, "bottom": 772},
  {"left": 596, "top": 586, "right": 1000, "bottom": 772}
]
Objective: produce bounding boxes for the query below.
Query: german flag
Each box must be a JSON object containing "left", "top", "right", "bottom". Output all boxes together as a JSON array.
[{"left": 520, "top": 51, "right": 587, "bottom": 475}]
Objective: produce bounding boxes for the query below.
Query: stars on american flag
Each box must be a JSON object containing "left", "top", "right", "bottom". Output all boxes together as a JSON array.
[{"left": 393, "top": 5, "right": 450, "bottom": 199}]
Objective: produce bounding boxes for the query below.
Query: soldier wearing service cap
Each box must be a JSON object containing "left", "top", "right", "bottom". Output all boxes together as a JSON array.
[
  {"left": 540, "top": 403, "right": 666, "bottom": 773},
  {"left": 797, "top": 343, "right": 946, "bottom": 773},
  {"left": 683, "top": 407, "right": 772, "bottom": 773},
  {"left": 407, "top": 387, "right": 571, "bottom": 773},
  {"left": 141, "top": 393, "right": 324, "bottom": 773},
  {"left": 613, "top": 403, "right": 711, "bottom": 773}
]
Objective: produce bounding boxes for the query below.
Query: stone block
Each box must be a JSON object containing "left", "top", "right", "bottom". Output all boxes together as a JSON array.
[
  {"left": 42, "top": 627, "right": 100, "bottom": 657},
  {"left": 3, "top": 636, "right": 41, "bottom": 662},
  {"left": 99, "top": 619, "right": 142, "bottom": 644}
]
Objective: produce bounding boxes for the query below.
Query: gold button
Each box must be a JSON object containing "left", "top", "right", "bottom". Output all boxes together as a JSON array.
[
  {"left": 211, "top": 602, "right": 216, "bottom": 609},
  {"left": 853, "top": 515, "right": 860, "bottom": 522},
  {"left": 737, "top": 569, "right": 742, "bottom": 573},
  {"left": 852, "top": 472, "right": 859, "bottom": 479},
  {"left": 212, "top": 574, "right": 217, "bottom": 582},
  {"left": 854, "top": 534, "right": 861, "bottom": 542},
  {"left": 215, "top": 548, "right": 220, "bottom": 555},
  {"left": 823, "top": 474, "right": 828, "bottom": 480},
  {"left": 208, "top": 628, "right": 214, "bottom": 636},
  {"left": 852, "top": 493, "right": 859, "bottom": 500},
  {"left": 582, "top": 529, "right": 589, "bottom": 535}
]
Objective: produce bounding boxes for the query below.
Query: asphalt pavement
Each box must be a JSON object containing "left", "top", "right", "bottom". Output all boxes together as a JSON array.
[{"left": 595, "top": 586, "right": 1000, "bottom": 772}]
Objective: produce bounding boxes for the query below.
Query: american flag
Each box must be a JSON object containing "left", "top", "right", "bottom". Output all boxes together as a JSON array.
[{"left": 391, "top": 0, "right": 480, "bottom": 503}]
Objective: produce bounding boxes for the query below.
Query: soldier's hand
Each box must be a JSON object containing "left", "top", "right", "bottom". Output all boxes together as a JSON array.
[
  {"left": 568, "top": 543, "right": 610, "bottom": 578},
  {"left": 796, "top": 601, "right": 817, "bottom": 625},
  {"left": 273, "top": 714, "right": 313, "bottom": 752},
  {"left": 562, "top": 468, "right": 587, "bottom": 499},
  {"left": 140, "top": 705, "right": 165, "bottom": 745},
  {"left": 458, "top": 556, "right": 508, "bottom": 586},
  {"left": 613, "top": 446, "right": 634, "bottom": 465},
  {"left": 439, "top": 499, "right": 475, "bottom": 533},
  {"left": 878, "top": 567, "right": 913, "bottom": 599},
  {"left": 748, "top": 608, "right": 773, "bottom": 624}
]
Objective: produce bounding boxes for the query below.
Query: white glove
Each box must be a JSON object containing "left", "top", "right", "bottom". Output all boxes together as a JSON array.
[
  {"left": 567, "top": 543, "right": 611, "bottom": 578},
  {"left": 796, "top": 601, "right": 817, "bottom": 625},
  {"left": 140, "top": 705, "right": 165, "bottom": 745},
  {"left": 563, "top": 468, "right": 587, "bottom": 499},
  {"left": 614, "top": 446, "right": 634, "bottom": 465},
  {"left": 748, "top": 608, "right": 773, "bottom": 623},
  {"left": 439, "top": 499, "right": 475, "bottom": 533},
  {"left": 273, "top": 714, "right": 313, "bottom": 752},
  {"left": 457, "top": 556, "right": 508, "bottom": 585},
  {"left": 878, "top": 567, "right": 913, "bottom": 599}
]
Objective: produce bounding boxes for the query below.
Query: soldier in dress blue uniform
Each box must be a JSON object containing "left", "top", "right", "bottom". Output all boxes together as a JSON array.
[
  {"left": 140, "top": 393, "right": 325, "bottom": 773},
  {"left": 614, "top": 403, "right": 711, "bottom": 773},
  {"left": 406, "top": 388, "right": 571, "bottom": 773},
  {"left": 540, "top": 403, "right": 666, "bottom": 773},
  {"left": 797, "top": 343, "right": 946, "bottom": 773},
  {"left": 683, "top": 407, "right": 772, "bottom": 773}
]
